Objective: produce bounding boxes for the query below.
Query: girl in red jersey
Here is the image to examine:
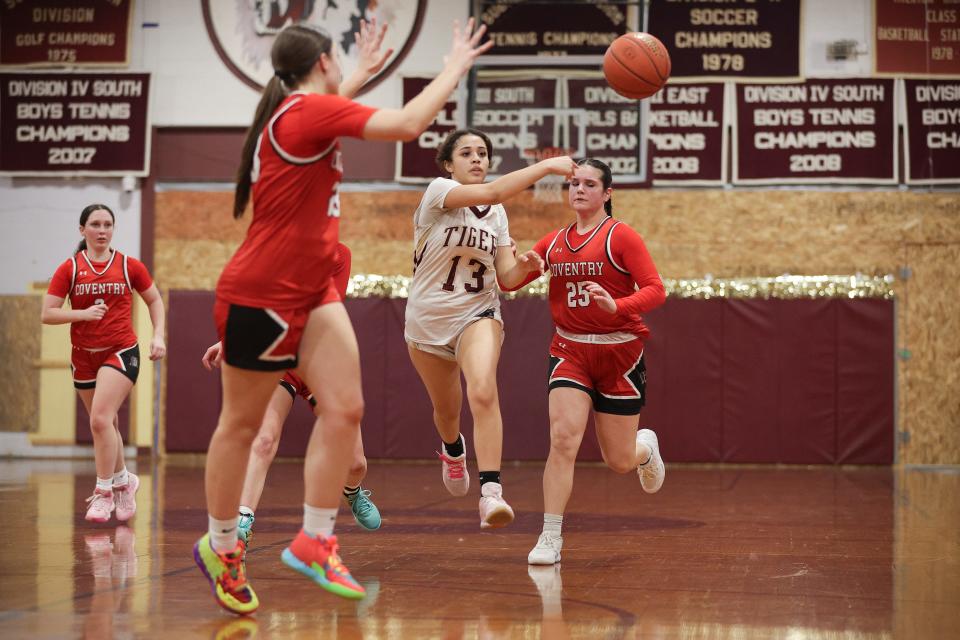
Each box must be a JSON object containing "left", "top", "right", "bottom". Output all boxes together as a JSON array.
[
  {"left": 405, "top": 128, "right": 574, "bottom": 530},
  {"left": 200, "top": 244, "right": 383, "bottom": 546},
  {"left": 502, "top": 159, "right": 667, "bottom": 566},
  {"left": 193, "top": 19, "right": 492, "bottom": 614},
  {"left": 42, "top": 204, "right": 166, "bottom": 524}
]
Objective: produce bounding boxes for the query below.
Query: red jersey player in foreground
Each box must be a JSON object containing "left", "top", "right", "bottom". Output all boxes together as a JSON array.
[
  {"left": 200, "top": 244, "right": 382, "bottom": 547},
  {"left": 193, "top": 19, "right": 492, "bottom": 615},
  {"left": 503, "top": 159, "right": 667, "bottom": 565},
  {"left": 42, "top": 204, "right": 166, "bottom": 524}
]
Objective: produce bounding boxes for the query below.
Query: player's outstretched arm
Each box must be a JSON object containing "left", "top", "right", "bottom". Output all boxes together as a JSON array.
[
  {"left": 339, "top": 18, "right": 393, "bottom": 99},
  {"left": 443, "top": 156, "right": 576, "bottom": 209},
  {"left": 362, "top": 18, "right": 492, "bottom": 141}
]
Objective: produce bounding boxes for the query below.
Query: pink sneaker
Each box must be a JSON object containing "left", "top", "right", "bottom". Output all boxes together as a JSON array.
[
  {"left": 436, "top": 437, "right": 469, "bottom": 497},
  {"left": 479, "top": 482, "right": 514, "bottom": 529},
  {"left": 85, "top": 488, "right": 115, "bottom": 523},
  {"left": 114, "top": 472, "right": 140, "bottom": 522}
]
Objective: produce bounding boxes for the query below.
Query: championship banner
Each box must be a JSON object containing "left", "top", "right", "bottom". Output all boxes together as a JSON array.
[
  {"left": 477, "top": 1, "right": 635, "bottom": 59},
  {"left": 0, "top": 0, "right": 133, "bottom": 67},
  {"left": 733, "top": 79, "right": 896, "bottom": 185},
  {"left": 649, "top": 83, "right": 726, "bottom": 185},
  {"left": 903, "top": 80, "right": 960, "bottom": 185},
  {"left": 396, "top": 76, "right": 461, "bottom": 182},
  {"left": 875, "top": 0, "right": 960, "bottom": 76},
  {"left": 647, "top": 0, "right": 801, "bottom": 79},
  {"left": 0, "top": 72, "right": 150, "bottom": 176}
]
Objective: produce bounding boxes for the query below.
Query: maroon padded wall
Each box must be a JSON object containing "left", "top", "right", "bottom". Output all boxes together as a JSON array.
[{"left": 164, "top": 292, "right": 894, "bottom": 464}]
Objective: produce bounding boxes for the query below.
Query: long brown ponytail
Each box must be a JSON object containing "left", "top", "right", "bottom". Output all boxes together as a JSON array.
[{"left": 233, "top": 24, "right": 333, "bottom": 218}]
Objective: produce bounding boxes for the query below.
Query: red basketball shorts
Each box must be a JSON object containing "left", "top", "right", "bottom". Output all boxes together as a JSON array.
[{"left": 547, "top": 331, "right": 647, "bottom": 415}]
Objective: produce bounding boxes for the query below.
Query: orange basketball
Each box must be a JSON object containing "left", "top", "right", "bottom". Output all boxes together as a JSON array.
[{"left": 603, "top": 32, "right": 671, "bottom": 100}]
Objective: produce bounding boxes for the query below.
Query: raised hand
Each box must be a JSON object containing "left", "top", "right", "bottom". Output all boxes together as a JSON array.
[
  {"left": 354, "top": 17, "right": 393, "bottom": 76},
  {"left": 540, "top": 155, "right": 577, "bottom": 179},
  {"left": 201, "top": 341, "right": 224, "bottom": 371},
  {"left": 443, "top": 17, "right": 494, "bottom": 75},
  {"left": 583, "top": 281, "right": 617, "bottom": 313}
]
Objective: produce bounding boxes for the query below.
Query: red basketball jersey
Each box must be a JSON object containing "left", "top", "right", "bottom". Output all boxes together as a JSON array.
[
  {"left": 48, "top": 250, "right": 153, "bottom": 349},
  {"left": 530, "top": 217, "right": 665, "bottom": 337},
  {"left": 217, "top": 93, "right": 376, "bottom": 310}
]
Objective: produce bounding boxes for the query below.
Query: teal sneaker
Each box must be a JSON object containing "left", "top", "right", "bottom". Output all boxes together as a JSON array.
[
  {"left": 344, "top": 488, "right": 381, "bottom": 530},
  {"left": 237, "top": 512, "right": 255, "bottom": 548}
]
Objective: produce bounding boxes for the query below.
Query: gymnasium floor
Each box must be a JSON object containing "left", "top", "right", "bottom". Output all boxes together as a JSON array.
[{"left": 0, "top": 459, "right": 957, "bottom": 639}]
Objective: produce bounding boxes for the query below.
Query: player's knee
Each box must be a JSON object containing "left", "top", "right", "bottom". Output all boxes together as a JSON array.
[
  {"left": 89, "top": 412, "right": 114, "bottom": 437},
  {"left": 466, "top": 381, "right": 497, "bottom": 413},
  {"left": 251, "top": 432, "right": 279, "bottom": 460},
  {"left": 325, "top": 397, "right": 364, "bottom": 429},
  {"left": 549, "top": 428, "right": 580, "bottom": 459}
]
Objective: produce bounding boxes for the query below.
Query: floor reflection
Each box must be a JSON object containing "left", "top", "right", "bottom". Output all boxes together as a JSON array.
[{"left": 0, "top": 460, "right": 957, "bottom": 638}]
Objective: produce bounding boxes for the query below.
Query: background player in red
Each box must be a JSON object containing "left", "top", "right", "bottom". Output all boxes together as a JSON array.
[
  {"left": 200, "top": 244, "right": 382, "bottom": 547},
  {"left": 405, "top": 128, "right": 574, "bottom": 530},
  {"left": 193, "top": 19, "right": 492, "bottom": 615},
  {"left": 502, "top": 159, "right": 667, "bottom": 565},
  {"left": 41, "top": 204, "right": 166, "bottom": 524}
]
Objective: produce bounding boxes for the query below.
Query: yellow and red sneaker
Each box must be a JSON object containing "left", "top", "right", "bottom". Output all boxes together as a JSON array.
[
  {"left": 281, "top": 529, "right": 365, "bottom": 600},
  {"left": 193, "top": 533, "right": 259, "bottom": 615}
]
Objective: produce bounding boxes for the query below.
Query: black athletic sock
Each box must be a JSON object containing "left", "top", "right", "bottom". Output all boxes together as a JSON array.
[
  {"left": 343, "top": 485, "right": 360, "bottom": 497},
  {"left": 479, "top": 470, "right": 501, "bottom": 486},
  {"left": 442, "top": 434, "right": 464, "bottom": 458}
]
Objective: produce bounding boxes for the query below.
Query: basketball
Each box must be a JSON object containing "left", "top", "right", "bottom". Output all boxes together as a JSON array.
[{"left": 602, "top": 32, "right": 671, "bottom": 100}]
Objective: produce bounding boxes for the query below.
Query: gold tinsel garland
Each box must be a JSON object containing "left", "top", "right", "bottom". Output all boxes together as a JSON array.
[{"left": 347, "top": 274, "right": 895, "bottom": 300}]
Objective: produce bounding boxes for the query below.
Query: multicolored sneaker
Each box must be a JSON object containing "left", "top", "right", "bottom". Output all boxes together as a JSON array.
[
  {"left": 237, "top": 512, "right": 255, "bottom": 547},
  {"left": 636, "top": 428, "right": 665, "bottom": 493},
  {"left": 344, "top": 489, "right": 382, "bottom": 531},
  {"left": 84, "top": 488, "right": 115, "bottom": 523},
  {"left": 113, "top": 472, "right": 139, "bottom": 522},
  {"left": 527, "top": 531, "right": 563, "bottom": 565},
  {"left": 193, "top": 533, "right": 259, "bottom": 615},
  {"left": 478, "top": 482, "right": 514, "bottom": 529},
  {"left": 281, "top": 529, "right": 366, "bottom": 600},
  {"left": 436, "top": 435, "right": 469, "bottom": 497}
]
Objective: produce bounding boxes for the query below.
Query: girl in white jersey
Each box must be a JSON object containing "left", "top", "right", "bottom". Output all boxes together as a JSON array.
[{"left": 405, "top": 128, "right": 575, "bottom": 529}]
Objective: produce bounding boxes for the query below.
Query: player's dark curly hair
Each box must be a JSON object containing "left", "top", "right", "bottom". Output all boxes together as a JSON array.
[
  {"left": 435, "top": 128, "right": 493, "bottom": 174},
  {"left": 575, "top": 158, "right": 613, "bottom": 217},
  {"left": 234, "top": 24, "right": 333, "bottom": 219},
  {"left": 77, "top": 204, "right": 115, "bottom": 253}
]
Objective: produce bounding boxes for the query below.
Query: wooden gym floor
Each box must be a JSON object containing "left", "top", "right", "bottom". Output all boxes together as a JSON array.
[{"left": 0, "top": 459, "right": 957, "bottom": 639}]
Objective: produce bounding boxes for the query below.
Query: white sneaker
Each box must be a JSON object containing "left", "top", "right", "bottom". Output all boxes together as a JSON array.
[
  {"left": 527, "top": 531, "right": 563, "bottom": 565},
  {"left": 436, "top": 435, "right": 469, "bottom": 497},
  {"left": 478, "top": 482, "right": 514, "bottom": 529},
  {"left": 636, "top": 428, "right": 665, "bottom": 493}
]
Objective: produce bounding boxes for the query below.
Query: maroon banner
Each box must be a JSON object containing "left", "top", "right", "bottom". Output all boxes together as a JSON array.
[
  {"left": 875, "top": 0, "right": 960, "bottom": 76},
  {"left": 396, "top": 76, "right": 459, "bottom": 182},
  {"left": 0, "top": 72, "right": 150, "bottom": 175},
  {"left": 649, "top": 83, "right": 726, "bottom": 184},
  {"left": 904, "top": 80, "right": 960, "bottom": 185},
  {"left": 477, "top": 1, "right": 633, "bottom": 58},
  {"left": 647, "top": 0, "right": 800, "bottom": 79},
  {"left": 0, "top": 0, "right": 133, "bottom": 67},
  {"left": 734, "top": 79, "right": 896, "bottom": 185}
]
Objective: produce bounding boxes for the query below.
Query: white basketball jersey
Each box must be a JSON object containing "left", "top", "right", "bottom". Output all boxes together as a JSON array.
[{"left": 405, "top": 177, "right": 512, "bottom": 345}]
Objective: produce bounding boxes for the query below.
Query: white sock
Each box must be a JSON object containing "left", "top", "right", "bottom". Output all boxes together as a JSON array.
[
  {"left": 96, "top": 477, "right": 113, "bottom": 493},
  {"left": 303, "top": 504, "right": 337, "bottom": 539},
  {"left": 543, "top": 513, "right": 563, "bottom": 535},
  {"left": 238, "top": 505, "right": 254, "bottom": 518},
  {"left": 209, "top": 515, "right": 239, "bottom": 553},
  {"left": 112, "top": 468, "right": 129, "bottom": 487}
]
